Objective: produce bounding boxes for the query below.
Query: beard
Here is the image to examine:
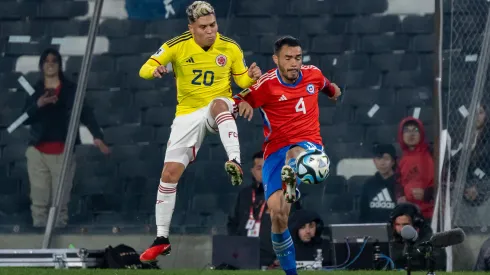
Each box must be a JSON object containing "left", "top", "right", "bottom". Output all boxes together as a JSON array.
[{"left": 279, "top": 67, "right": 299, "bottom": 82}]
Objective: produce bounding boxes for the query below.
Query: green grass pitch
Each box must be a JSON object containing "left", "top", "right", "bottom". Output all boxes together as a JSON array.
[{"left": 0, "top": 269, "right": 484, "bottom": 275}]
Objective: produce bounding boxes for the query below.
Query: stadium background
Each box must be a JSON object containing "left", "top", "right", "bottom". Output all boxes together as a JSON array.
[{"left": 0, "top": 0, "right": 488, "bottom": 271}]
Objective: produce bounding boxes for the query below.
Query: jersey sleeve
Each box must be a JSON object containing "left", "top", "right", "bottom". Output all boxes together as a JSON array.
[
  {"left": 316, "top": 68, "right": 336, "bottom": 97},
  {"left": 139, "top": 43, "right": 174, "bottom": 80},
  {"left": 229, "top": 44, "right": 255, "bottom": 89},
  {"left": 233, "top": 79, "right": 268, "bottom": 108}
]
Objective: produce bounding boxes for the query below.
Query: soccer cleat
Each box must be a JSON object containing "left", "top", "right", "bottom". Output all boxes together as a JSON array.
[
  {"left": 139, "top": 236, "right": 171, "bottom": 262},
  {"left": 281, "top": 165, "right": 299, "bottom": 203},
  {"left": 225, "top": 159, "right": 243, "bottom": 186}
]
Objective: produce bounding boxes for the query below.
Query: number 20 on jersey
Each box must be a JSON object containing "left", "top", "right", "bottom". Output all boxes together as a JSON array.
[{"left": 192, "top": 69, "right": 214, "bottom": 86}]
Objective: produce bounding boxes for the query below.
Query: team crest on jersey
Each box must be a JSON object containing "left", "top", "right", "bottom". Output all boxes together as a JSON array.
[
  {"left": 306, "top": 84, "right": 315, "bottom": 94},
  {"left": 153, "top": 47, "right": 164, "bottom": 57},
  {"left": 216, "top": 55, "right": 227, "bottom": 67}
]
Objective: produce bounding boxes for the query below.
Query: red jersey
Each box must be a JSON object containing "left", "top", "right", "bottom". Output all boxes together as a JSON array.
[{"left": 234, "top": 65, "right": 336, "bottom": 159}]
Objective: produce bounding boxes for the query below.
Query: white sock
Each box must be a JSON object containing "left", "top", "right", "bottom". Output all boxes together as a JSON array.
[
  {"left": 215, "top": 111, "right": 241, "bottom": 163},
  {"left": 155, "top": 180, "right": 177, "bottom": 238}
]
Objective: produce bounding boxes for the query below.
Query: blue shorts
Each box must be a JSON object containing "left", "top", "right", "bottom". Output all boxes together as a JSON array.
[{"left": 262, "top": 142, "right": 324, "bottom": 200}]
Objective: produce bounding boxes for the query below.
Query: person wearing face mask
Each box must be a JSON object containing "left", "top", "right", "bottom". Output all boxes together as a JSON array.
[
  {"left": 22, "top": 48, "right": 109, "bottom": 228},
  {"left": 359, "top": 144, "right": 397, "bottom": 223},
  {"left": 395, "top": 117, "right": 434, "bottom": 221}
]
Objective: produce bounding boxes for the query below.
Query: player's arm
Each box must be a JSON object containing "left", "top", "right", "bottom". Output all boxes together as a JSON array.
[
  {"left": 233, "top": 81, "right": 268, "bottom": 121},
  {"left": 139, "top": 43, "right": 174, "bottom": 80},
  {"left": 320, "top": 76, "right": 341, "bottom": 99},
  {"left": 230, "top": 44, "right": 261, "bottom": 88}
]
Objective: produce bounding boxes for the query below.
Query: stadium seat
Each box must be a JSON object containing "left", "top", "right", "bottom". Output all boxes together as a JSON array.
[
  {"left": 324, "top": 176, "right": 348, "bottom": 194},
  {"left": 0, "top": 1, "right": 38, "bottom": 20},
  {"left": 354, "top": 106, "right": 405, "bottom": 125},
  {"left": 329, "top": 193, "right": 354, "bottom": 213},
  {"left": 348, "top": 15, "right": 400, "bottom": 34}
]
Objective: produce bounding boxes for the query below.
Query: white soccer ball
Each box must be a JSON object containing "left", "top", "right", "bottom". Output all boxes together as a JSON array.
[{"left": 296, "top": 149, "right": 330, "bottom": 185}]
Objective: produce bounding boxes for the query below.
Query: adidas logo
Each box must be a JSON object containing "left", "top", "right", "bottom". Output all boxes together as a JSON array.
[
  {"left": 279, "top": 95, "right": 287, "bottom": 101},
  {"left": 369, "top": 188, "right": 395, "bottom": 209},
  {"left": 186, "top": 57, "right": 195, "bottom": 63}
]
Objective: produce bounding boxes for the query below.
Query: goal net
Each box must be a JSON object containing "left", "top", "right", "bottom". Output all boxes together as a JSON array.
[{"left": 438, "top": 0, "right": 490, "bottom": 270}]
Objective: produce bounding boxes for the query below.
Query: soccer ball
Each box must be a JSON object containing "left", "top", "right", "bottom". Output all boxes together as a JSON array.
[{"left": 296, "top": 149, "right": 330, "bottom": 185}]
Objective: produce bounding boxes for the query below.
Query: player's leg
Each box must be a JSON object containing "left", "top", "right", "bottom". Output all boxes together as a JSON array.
[
  {"left": 263, "top": 150, "right": 298, "bottom": 275},
  {"left": 140, "top": 112, "right": 203, "bottom": 262},
  {"left": 140, "top": 152, "right": 192, "bottom": 262},
  {"left": 206, "top": 97, "right": 243, "bottom": 186},
  {"left": 281, "top": 146, "right": 305, "bottom": 203},
  {"left": 282, "top": 142, "right": 324, "bottom": 203}
]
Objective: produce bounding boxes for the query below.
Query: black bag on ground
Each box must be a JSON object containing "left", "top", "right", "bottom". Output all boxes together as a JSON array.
[{"left": 102, "top": 244, "right": 159, "bottom": 269}]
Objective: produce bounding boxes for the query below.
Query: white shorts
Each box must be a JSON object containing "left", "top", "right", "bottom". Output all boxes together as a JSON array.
[{"left": 164, "top": 97, "right": 237, "bottom": 167}]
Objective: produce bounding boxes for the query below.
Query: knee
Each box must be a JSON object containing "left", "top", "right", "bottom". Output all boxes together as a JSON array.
[
  {"left": 210, "top": 99, "right": 230, "bottom": 117},
  {"left": 286, "top": 147, "right": 304, "bottom": 160},
  {"left": 161, "top": 163, "right": 182, "bottom": 183}
]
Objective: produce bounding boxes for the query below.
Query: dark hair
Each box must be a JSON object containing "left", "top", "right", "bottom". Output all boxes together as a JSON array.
[
  {"left": 252, "top": 151, "right": 264, "bottom": 161},
  {"left": 39, "top": 48, "right": 64, "bottom": 80},
  {"left": 273, "top": 36, "right": 302, "bottom": 54},
  {"left": 389, "top": 203, "right": 426, "bottom": 242},
  {"left": 402, "top": 120, "right": 419, "bottom": 129}
]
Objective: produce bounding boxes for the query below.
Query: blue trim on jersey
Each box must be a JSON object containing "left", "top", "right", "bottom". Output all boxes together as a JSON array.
[
  {"left": 262, "top": 141, "right": 324, "bottom": 200},
  {"left": 259, "top": 107, "right": 272, "bottom": 142},
  {"left": 275, "top": 69, "right": 303, "bottom": 88}
]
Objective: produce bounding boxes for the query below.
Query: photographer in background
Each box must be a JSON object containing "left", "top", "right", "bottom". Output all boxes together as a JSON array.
[
  {"left": 23, "top": 48, "right": 110, "bottom": 228},
  {"left": 389, "top": 203, "right": 446, "bottom": 271}
]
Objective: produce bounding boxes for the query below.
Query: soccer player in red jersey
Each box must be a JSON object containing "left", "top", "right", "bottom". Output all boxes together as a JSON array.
[{"left": 234, "top": 36, "right": 341, "bottom": 275}]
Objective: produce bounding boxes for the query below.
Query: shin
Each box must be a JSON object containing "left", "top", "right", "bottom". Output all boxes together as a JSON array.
[
  {"left": 268, "top": 192, "right": 297, "bottom": 275},
  {"left": 156, "top": 162, "right": 185, "bottom": 238},
  {"left": 210, "top": 99, "right": 241, "bottom": 163}
]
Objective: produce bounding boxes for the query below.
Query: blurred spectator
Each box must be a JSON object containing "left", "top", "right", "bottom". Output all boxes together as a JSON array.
[
  {"left": 288, "top": 209, "right": 332, "bottom": 266},
  {"left": 396, "top": 117, "right": 435, "bottom": 221},
  {"left": 474, "top": 237, "right": 490, "bottom": 271},
  {"left": 227, "top": 151, "right": 300, "bottom": 267},
  {"left": 227, "top": 151, "right": 266, "bottom": 237},
  {"left": 23, "top": 48, "right": 109, "bottom": 228},
  {"left": 452, "top": 103, "right": 490, "bottom": 205},
  {"left": 389, "top": 203, "right": 446, "bottom": 271},
  {"left": 359, "top": 144, "right": 397, "bottom": 223}
]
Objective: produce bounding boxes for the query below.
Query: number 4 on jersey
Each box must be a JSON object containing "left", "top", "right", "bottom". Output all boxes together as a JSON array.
[{"left": 295, "top": 97, "right": 306, "bottom": 114}]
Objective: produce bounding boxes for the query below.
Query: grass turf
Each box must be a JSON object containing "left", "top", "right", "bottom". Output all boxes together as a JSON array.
[{"left": 0, "top": 269, "right": 484, "bottom": 275}]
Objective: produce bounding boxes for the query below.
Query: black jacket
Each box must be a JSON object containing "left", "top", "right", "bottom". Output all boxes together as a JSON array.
[
  {"left": 474, "top": 237, "right": 490, "bottom": 271},
  {"left": 227, "top": 182, "right": 267, "bottom": 237},
  {"left": 390, "top": 224, "right": 446, "bottom": 271},
  {"left": 23, "top": 79, "right": 103, "bottom": 145},
  {"left": 288, "top": 209, "right": 332, "bottom": 266},
  {"left": 359, "top": 172, "right": 397, "bottom": 223}
]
